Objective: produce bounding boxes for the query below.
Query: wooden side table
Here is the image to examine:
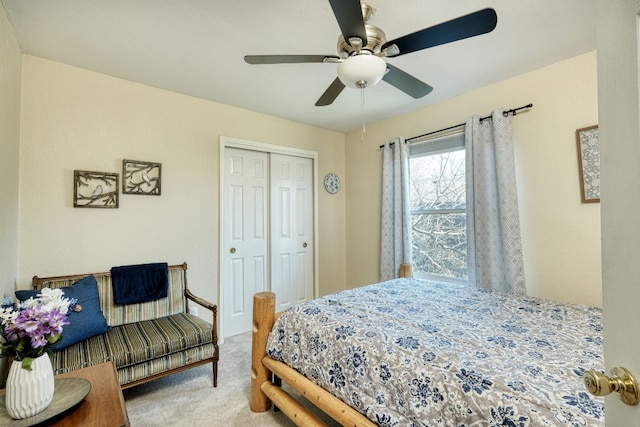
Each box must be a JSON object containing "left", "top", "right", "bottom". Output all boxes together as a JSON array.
[{"left": 51, "top": 362, "right": 129, "bottom": 427}]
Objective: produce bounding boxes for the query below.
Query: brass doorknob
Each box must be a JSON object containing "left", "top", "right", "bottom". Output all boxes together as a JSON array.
[
  {"left": 584, "top": 366, "right": 639, "bottom": 405},
  {"left": 230, "top": 248, "right": 236, "bottom": 254},
  {"left": 303, "top": 242, "right": 307, "bottom": 248}
]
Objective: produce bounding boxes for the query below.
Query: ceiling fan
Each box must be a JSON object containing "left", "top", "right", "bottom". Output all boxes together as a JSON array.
[{"left": 244, "top": 0, "right": 497, "bottom": 106}]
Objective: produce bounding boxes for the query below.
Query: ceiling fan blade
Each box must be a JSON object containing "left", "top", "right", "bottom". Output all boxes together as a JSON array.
[
  {"left": 383, "top": 64, "right": 433, "bottom": 99},
  {"left": 315, "top": 78, "right": 345, "bottom": 106},
  {"left": 244, "top": 55, "right": 340, "bottom": 64},
  {"left": 382, "top": 8, "right": 497, "bottom": 57},
  {"left": 327, "top": 0, "right": 367, "bottom": 45}
]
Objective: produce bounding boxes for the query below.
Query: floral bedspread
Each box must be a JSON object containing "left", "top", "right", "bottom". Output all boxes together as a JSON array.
[{"left": 266, "top": 278, "right": 604, "bottom": 426}]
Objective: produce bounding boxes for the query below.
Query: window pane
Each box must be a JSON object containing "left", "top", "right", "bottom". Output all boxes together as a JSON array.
[
  {"left": 409, "top": 146, "right": 466, "bottom": 281},
  {"left": 409, "top": 150, "right": 465, "bottom": 210},
  {"left": 411, "top": 212, "right": 467, "bottom": 280}
]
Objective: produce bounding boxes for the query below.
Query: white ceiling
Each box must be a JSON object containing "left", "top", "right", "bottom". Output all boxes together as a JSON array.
[{"left": 2, "top": 0, "right": 597, "bottom": 133}]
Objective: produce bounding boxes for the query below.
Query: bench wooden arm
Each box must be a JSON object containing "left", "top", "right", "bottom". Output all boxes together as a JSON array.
[
  {"left": 184, "top": 288, "right": 219, "bottom": 387},
  {"left": 184, "top": 289, "right": 218, "bottom": 341},
  {"left": 184, "top": 289, "right": 217, "bottom": 312}
]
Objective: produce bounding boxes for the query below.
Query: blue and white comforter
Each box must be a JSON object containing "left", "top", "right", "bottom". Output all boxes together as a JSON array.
[{"left": 267, "top": 279, "right": 604, "bottom": 426}]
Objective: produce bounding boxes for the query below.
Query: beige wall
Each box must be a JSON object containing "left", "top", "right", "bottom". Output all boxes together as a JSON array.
[
  {"left": 17, "top": 55, "right": 347, "bottom": 308},
  {"left": 9, "top": 43, "right": 601, "bottom": 314},
  {"left": 0, "top": 5, "right": 22, "bottom": 299},
  {"left": 346, "top": 51, "right": 601, "bottom": 307}
]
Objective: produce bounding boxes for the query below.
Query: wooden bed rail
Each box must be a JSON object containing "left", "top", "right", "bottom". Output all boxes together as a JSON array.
[
  {"left": 250, "top": 270, "right": 413, "bottom": 427},
  {"left": 251, "top": 292, "right": 376, "bottom": 427},
  {"left": 251, "top": 268, "right": 412, "bottom": 425},
  {"left": 262, "top": 357, "right": 375, "bottom": 427}
]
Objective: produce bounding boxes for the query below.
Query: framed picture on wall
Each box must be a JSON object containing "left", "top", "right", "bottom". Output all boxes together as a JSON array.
[
  {"left": 122, "top": 159, "right": 161, "bottom": 195},
  {"left": 576, "top": 125, "right": 600, "bottom": 203},
  {"left": 74, "top": 170, "right": 119, "bottom": 208}
]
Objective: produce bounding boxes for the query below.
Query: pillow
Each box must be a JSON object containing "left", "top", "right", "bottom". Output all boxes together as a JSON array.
[{"left": 16, "top": 275, "right": 111, "bottom": 351}]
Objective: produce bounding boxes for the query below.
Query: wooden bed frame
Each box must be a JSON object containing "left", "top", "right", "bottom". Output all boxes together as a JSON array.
[{"left": 250, "top": 264, "right": 413, "bottom": 427}]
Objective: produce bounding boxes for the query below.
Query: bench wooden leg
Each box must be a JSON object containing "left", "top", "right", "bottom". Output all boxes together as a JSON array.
[{"left": 213, "top": 360, "right": 218, "bottom": 387}]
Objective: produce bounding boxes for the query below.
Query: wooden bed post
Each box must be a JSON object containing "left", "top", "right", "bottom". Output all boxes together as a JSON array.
[
  {"left": 251, "top": 291, "right": 275, "bottom": 412},
  {"left": 400, "top": 263, "right": 413, "bottom": 278}
]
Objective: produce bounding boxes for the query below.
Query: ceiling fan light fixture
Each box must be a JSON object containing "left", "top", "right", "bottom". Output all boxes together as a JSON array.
[{"left": 337, "top": 54, "right": 386, "bottom": 89}]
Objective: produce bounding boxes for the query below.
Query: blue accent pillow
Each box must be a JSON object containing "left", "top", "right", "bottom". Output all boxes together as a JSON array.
[{"left": 16, "top": 275, "right": 111, "bottom": 351}]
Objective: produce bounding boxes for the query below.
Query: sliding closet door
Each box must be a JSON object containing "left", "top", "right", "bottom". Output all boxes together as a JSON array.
[
  {"left": 221, "top": 140, "right": 317, "bottom": 338},
  {"left": 221, "top": 148, "right": 268, "bottom": 337},
  {"left": 270, "top": 154, "right": 314, "bottom": 311}
]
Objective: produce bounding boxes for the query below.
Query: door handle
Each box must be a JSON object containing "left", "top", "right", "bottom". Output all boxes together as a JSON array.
[
  {"left": 584, "top": 366, "right": 639, "bottom": 405},
  {"left": 303, "top": 242, "right": 307, "bottom": 248},
  {"left": 230, "top": 248, "right": 236, "bottom": 254}
]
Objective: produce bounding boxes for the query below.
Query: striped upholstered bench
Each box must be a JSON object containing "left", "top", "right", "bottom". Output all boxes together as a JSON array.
[{"left": 30, "top": 262, "right": 218, "bottom": 389}]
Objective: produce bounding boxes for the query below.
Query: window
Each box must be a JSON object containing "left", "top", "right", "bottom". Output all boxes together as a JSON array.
[{"left": 409, "top": 132, "right": 467, "bottom": 282}]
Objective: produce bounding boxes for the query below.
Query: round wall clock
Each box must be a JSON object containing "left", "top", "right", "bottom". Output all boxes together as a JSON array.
[{"left": 324, "top": 173, "right": 340, "bottom": 194}]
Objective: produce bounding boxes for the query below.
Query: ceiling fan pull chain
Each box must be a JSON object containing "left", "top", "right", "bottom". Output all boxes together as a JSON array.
[{"left": 361, "top": 88, "right": 366, "bottom": 142}]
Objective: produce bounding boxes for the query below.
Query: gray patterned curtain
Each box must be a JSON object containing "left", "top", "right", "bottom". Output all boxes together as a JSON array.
[
  {"left": 380, "top": 137, "right": 412, "bottom": 281},
  {"left": 465, "top": 110, "right": 526, "bottom": 295}
]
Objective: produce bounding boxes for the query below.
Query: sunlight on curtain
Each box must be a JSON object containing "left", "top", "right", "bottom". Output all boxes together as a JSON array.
[
  {"left": 465, "top": 110, "right": 526, "bottom": 295},
  {"left": 381, "top": 137, "right": 412, "bottom": 281}
]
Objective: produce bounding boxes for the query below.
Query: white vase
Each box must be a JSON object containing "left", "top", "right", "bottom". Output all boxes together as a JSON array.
[{"left": 5, "top": 353, "right": 55, "bottom": 419}]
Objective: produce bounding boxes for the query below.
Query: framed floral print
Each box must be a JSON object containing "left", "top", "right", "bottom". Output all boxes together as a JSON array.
[{"left": 576, "top": 125, "right": 600, "bottom": 203}]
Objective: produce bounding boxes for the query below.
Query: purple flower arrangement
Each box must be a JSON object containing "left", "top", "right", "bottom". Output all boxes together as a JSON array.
[{"left": 0, "top": 288, "right": 75, "bottom": 370}]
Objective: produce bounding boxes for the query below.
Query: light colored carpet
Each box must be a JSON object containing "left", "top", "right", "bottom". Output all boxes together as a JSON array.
[{"left": 123, "top": 332, "right": 340, "bottom": 427}]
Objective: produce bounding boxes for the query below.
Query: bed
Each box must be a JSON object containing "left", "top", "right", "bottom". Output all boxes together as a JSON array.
[{"left": 250, "top": 277, "right": 605, "bottom": 426}]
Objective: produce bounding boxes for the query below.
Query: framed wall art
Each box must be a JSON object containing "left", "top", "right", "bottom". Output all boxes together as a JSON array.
[
  {"left": 74, "top": 170, "right": 119, "bottom": 208},
  {"left": 122, "top": 159, "right": 161, "bottom": 195},
  {"left": 576, "top": 125, "right": 600, "bottom": 203}
]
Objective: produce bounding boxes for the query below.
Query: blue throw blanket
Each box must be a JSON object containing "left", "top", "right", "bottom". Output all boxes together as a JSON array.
[{"left": 110, "top": 262, "right": 169, "bottom": 305}]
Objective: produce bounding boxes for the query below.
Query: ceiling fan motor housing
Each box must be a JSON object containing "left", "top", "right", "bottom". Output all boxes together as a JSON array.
[{"left": 337, "top": 24, "right": 387, "bottom": 58}]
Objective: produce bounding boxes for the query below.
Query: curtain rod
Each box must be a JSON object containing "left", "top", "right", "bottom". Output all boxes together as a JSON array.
[{"left": 379, "top": 103, "right": 533, "bottom": 148}]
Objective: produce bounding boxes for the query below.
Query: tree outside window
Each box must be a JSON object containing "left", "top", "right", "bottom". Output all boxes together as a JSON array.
[{"left": 409, "top": 147, "right": 466, "bottom": 281}]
